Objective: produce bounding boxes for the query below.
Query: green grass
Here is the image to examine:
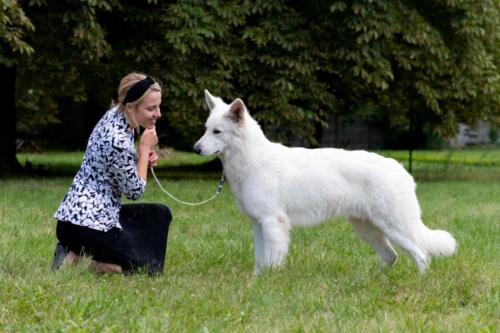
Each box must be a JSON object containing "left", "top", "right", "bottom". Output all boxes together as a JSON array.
[
  {"left": 380, "top": 148, "right": 500, "bottom": 167},
  {"left": 377, "top": 149, "right": 500, "bottom": 181},
  {"left": 17, "top": 151, "right": 217, "bottom": 178},
  {"left": 1, "top": 150, "right": 499, "bottom": 332}
]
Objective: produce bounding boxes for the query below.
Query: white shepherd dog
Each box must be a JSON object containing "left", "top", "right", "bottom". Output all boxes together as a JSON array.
[{"left": 194, "top": 90, "right": 457, "bottom": 275}]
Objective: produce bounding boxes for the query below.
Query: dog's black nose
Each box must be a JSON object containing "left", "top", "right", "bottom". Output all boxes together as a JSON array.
[{"left": 193, "top": 146, "right": 201, "bottom": 155}]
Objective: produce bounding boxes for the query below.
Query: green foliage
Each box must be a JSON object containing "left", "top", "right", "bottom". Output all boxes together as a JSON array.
[
  {"left": 150, "top": 0, "right": 336, "bottom": 146},
  {"left": 5, "top": 0, "right": 500, "bottom": 147},
  {"left": 326, "top": 0, "right": 500, "bottom": 137},
  {"left": 13, "top": 0, "right": 119, "bottom": 135},
  {"left": 0, "top": 0, "right": 34, "bottom": 65}
]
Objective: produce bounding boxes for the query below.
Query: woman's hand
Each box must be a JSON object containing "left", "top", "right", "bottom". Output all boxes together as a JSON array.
[
  {"left": 148, "top": 150, "right": 159, "bottom": 168},
  {"left": 140, "top": 127, "right": 158, "bottom": 150}
]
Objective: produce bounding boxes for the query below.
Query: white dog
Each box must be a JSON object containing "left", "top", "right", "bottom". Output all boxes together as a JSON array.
[{"left": 194, "top": 90, "right": 457, "bottom": 274}]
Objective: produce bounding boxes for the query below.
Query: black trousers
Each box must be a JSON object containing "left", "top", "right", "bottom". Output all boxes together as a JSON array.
[{"left": 56, "top": 203, "right": 172, "bottom": 275}]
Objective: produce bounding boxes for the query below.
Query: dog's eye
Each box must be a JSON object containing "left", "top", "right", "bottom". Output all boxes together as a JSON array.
[{"left": 213, "top": 129, "right": 221, "bottom": 135}]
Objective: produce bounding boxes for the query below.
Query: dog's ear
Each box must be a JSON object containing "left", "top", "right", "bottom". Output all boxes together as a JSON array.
[
  {"left": 228, "top": 98, "right": 246, "bottom": 124},
  {"left": 204, "top": 89, "right": 217, "bottom": 111}
]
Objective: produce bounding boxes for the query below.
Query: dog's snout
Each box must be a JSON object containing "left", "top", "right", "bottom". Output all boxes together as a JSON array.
[{"left": 193, "top": 145, "right": 202, "bottom": 155}]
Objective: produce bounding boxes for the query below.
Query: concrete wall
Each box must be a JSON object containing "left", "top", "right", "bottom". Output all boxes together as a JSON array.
[{"left": 450, "top": 122, "right": 499, "bottom": 148}]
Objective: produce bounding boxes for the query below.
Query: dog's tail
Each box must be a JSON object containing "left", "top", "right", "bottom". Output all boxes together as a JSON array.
[{"left": 417, "top": 226, "right": 457, "bottom": 257}]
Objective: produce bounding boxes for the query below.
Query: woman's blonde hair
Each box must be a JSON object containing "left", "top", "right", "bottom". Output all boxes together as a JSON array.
[{"left": 117, "top": 72, "right": 162, "bottom": 129}]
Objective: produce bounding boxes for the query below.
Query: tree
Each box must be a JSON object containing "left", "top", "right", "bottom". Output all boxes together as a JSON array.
[
  {"left": 322, "top": 0, "right": 500, "bottom": 139},
  {"left": 94, "top": 0, "right": 336, "bottom": 148},
  {"left": 122, "top": 0, "right": 500, "bottom": 147},
  {"left": 0, "top": 0, "right": 118, "bottom": 175},
  {"left": 7, "top": 0, "right": 500, "bottom": 159},
  {"left": 0, "top": 1, "right": 34, "bottom": 174},
  {"left": 16, "top": 0, "right": 119, "bottom": 144}
]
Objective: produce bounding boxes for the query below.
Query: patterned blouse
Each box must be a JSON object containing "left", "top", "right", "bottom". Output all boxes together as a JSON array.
[{"left": 54, "top": 107, "right": 146, "bottom": 231}]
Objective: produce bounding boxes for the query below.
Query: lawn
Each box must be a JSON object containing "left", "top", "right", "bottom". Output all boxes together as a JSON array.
[{"left": 0, "top": 149, "right": 499, "bottom": 332}]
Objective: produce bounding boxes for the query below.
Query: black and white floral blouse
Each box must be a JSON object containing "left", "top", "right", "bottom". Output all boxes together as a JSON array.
[{"left": 54, "top": 107, "right": 146, "bottom": 231}]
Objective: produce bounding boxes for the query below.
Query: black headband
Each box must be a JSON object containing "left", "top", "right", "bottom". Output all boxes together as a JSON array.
[{"left": 122, "top": 76, "right": 155, "bottom": 105}]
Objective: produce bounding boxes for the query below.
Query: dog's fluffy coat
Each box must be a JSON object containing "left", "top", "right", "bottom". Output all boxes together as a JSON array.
[{"left": 194, "top": 91, "right": 457, "bottom": 274}]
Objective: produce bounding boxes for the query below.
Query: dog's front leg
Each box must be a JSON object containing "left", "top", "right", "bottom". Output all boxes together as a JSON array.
[
  {"left": 259, "top": 216, "right": 291, "bottom": 270},
  {"left": 252, "top": 223, "right": 265, "bottom": 275}
]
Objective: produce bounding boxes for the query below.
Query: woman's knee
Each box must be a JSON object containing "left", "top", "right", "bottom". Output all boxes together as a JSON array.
[
  {"left": 154, "top": 204, "right": 172, "bottom": 221},
  {"left": 126, "top": 203, "right": 172, "bottom": 222}
]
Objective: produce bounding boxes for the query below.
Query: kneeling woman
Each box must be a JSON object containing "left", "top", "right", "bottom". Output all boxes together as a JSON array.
[{"left": 53, "top": 72, "right": 172, "bottom": 274}]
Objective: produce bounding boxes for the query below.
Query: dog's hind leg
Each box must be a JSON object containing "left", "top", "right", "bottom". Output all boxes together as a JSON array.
[
  {"left": 349, "top": 218, "right": 398, "bottom": 267},
  {"left": 259, "top": 216, "right": 291, "bottom": 270},
  {"left": 373, "top": 218, "right": 430, "bottom": 273}
]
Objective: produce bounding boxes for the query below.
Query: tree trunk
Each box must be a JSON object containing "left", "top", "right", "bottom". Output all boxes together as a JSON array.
[{"left": 0, "top": 63, "right": 22, "bottom": 175}]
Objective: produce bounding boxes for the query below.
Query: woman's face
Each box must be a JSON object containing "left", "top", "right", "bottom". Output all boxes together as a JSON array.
[{"left": 132, "top": 89, "right": 162, "bottom": 129}]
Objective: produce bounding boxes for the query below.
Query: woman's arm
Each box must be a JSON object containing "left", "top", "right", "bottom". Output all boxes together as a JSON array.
[{"left": 136, "top": 145, "right": 151, "bottom": 181}]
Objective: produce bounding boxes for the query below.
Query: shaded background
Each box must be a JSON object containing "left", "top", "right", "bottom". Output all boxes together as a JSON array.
[{"left": 1, "top": 0, "right": 499, "bottom": 174}]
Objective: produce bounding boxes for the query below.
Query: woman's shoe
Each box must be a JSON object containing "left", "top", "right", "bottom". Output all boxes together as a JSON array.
[{"left": 52, "top": 243, "right": 69, "bottom": 270}]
